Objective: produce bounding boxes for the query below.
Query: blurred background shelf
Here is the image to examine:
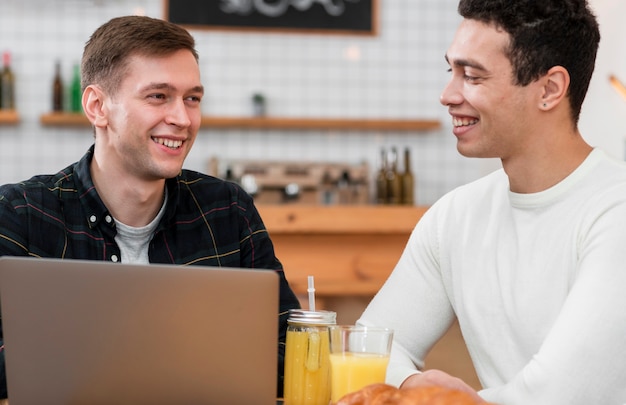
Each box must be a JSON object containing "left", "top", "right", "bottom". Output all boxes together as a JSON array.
[
  {"left": 39, "top": 112, "right": 440, "bottom": 132},
  {"left": 40, "top": 112, "right": 88, "bottom": 126},
  {"left": 0, "top": 109, "right": 19, "bottom": 124},
  {"left": 199, "top": 116, "right": 441, "bottom": 132}
]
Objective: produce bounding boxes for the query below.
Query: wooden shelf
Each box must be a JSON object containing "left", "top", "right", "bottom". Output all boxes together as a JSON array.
[
  {"left": 39, "top": 112, "right": 440, "bottom": 132},
  {"left": 200, "top": 116, "right": 441, "bottom": 132},
  {"left": 257, "top": 204, "right": 428, "bottom": 234},
  {"left": 0, "top": 109, "right": 20, "bottom": 124},
  {"left": 40, "top": 112, "right": 88, "bottom": 127}
]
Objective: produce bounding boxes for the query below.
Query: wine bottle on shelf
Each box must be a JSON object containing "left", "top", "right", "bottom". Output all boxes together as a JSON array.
[
  {"left": 70, "top": 63, "right": 82, "bottom": 113},
  {"left": 337, "top": 170, "right": 352, "bottom": 205},
  {"left": 1, "top": 51, "right": 15, "bottom": 110},
  {"left": 386, "top": 147, "right": 402, "bottom": 205},
  {"left": 52, "top": 61, "right": 64, "bottom": 112},
  {"left": 401, "top": 147, "right": 415, "bottom": 205},
  {"left": 320, "top": 170, "right": 336, "bottom": 205},
  {"left": 375, "top": 148, "right": 388, "bottom": 204}
]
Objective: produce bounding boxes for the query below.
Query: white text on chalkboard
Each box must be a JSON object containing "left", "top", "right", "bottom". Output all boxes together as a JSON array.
[{"left": 220, "top": 0, "right": 362, "bottom": 18}]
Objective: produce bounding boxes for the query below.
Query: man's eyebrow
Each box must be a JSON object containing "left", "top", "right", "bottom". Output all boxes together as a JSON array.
[
  {"left": 444, "top": 54, "right": 488, "bottom": 72},
  {"left": 192, "top": 85, "right": 205, "bottom": 94},
  {"left": 140, "top": 83, "right": 205, "bottom": 94},
  {"left": 140, "top": 83, "right": 173, "bottom": 92}
]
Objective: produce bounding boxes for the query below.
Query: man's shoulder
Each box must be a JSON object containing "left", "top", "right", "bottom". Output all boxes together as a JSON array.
[
  {"left": 444, "top": 169, "right": 507, "bottom": 200},
  {"left": 0, "top": 164, "right": 79, "bottom": 205},
  {"left": 591, "top": 148, "right": 626, "bottom": 178},
  {"left": 425, "top": 169, "right": 507, "bottom": 219},
  {"left": 0, "top": 175, "right": 63, "bottom": 197},
  {"left": 176, "top": 169, "right": 220, "bottom": 183},
  {"left": 172, "top": 169, "right": 253, "bottom": 205},
  {"left": 170, "top": 170, "right": 260, "bottom": 222},
  {"left": 175, "top": 169, "right": 246, "bottom": 195}
]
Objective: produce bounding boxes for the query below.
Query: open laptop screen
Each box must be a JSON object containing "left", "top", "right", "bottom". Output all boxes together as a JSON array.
[{"left": 0, "top": 257, "right": 278, "bottom": 405}]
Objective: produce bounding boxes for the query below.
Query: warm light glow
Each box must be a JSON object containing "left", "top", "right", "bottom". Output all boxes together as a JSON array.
[
  {"left": 343, "top": 45, "right": 361, "bottom": 62},
  {"left": 133, "top": 7, "right": 146, "bottom": 16},
  {"left": 609, "top": 74, "right": 626, "bottom": 102}
]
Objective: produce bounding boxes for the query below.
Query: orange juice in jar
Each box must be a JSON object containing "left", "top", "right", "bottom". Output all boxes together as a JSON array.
[{"left": 283, "top": 309, "right": 336, "bottom": 405}]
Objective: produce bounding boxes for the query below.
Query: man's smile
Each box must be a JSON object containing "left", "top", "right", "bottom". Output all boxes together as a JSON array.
[
  {"left": 453, "top": 117, "right": 479, "bottom": 127},
  {"left": 152, "top": 137, "right": 183, "bottom": 149}
]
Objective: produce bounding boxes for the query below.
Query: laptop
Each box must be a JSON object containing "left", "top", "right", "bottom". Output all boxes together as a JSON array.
[{"left": 0, "top": 256, "right": 279, "bottom": 405}]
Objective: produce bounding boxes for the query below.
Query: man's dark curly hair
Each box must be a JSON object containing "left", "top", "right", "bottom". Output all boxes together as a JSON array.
[{"left": 458, "top": 0, "right": 600, "bottom": 124}]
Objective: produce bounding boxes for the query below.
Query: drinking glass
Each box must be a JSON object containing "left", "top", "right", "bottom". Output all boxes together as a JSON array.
[{"left": 328, "top": 325, "right": 393, "bottom": 403}]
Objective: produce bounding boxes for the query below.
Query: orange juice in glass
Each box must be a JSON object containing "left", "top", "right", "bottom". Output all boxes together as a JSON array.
[{"left": 328, "top": 326, "right": 393, "bottom": 403}]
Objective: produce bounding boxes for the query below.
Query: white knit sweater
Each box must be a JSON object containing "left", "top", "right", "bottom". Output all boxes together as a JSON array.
[{"left": 358, "top": 148, "right": 626, "bottom": 405}]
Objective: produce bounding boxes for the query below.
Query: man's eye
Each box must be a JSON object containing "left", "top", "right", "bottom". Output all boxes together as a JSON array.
[{"left": 149, "top": 93, "right": 166, "bottom": 100}]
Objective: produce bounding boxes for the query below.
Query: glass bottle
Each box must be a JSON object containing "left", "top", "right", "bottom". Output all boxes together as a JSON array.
[
  {"left": 375, "top": 148, "right": 388, "bottom": 204},
  {"left": 283, "top": 309, "right": 336, "bottom": 405},
  {"left": 320, "top": 170, "right": 336, "bottom": 205},
  {"left": 337, "top": 170, "right": 352, "bottom": 205},
  {"left": 52, "top": 61, "right": 64, "bottom": 112},
  {"left": 1, "top": 51, "right": 15, "bottom": 110},
  {"left": 70, "top": 63, "right": 82, "bottom": 113},
  {"left": 401, "top": 147, "right": 415, "bottom": 205},
  {"left": 386, "top": 147, "right": 402, "bottom": 205}
]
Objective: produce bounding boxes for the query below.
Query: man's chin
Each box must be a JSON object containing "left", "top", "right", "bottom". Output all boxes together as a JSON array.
[
  {"left": 457, "top": 147, "right": 481, "bottom": 158},
  {"left": 163, "top": 169, "right": 183, "bottom": 179},
  {"left": 148, "top": 167, "right": 184, "bottom": 181},
  {"left": 456, "top": 145, "right": 496, "bottom": 159}
]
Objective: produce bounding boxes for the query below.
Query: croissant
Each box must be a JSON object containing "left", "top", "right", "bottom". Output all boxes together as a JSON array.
[{"left": 334, "top": 383, "right": 490, "bottom": 405}]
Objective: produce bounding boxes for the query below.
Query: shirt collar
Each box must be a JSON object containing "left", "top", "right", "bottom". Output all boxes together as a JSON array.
[{"left": 73, "top": 145, "right": 181, "bottom": 230}]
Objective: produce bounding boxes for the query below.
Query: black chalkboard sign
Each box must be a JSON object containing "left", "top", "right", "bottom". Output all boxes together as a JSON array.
[{"left": 164, "top": 0, "right": 377, "bottom": 35}]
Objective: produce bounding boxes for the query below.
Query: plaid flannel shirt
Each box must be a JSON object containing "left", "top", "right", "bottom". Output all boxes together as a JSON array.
[{"left": 0, "top": 145, "right": 300, "bottom": 398}]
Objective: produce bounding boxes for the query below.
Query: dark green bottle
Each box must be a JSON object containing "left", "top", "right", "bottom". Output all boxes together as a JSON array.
[{"left": 70, "top": 63, "right": 82, "bottom": 113}]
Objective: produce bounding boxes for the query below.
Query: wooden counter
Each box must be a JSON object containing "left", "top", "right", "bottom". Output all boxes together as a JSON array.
[
  {"left": 258, "top": 205, "right": 481, "bottom": 389},
  {"left": 257, "top": 205, "right": 428, "bottom": 299}
]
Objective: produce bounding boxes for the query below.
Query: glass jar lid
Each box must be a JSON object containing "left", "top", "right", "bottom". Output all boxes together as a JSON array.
[{"left": 287, "top": 309, "right": 336, "bottom": 325}]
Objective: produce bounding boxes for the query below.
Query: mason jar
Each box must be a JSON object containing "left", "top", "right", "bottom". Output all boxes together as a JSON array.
[{"left": 283, "top": 309, "right": 337, "bottom": 405}]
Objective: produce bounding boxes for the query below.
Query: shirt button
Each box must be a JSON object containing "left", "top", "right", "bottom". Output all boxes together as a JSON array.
[
  {"left": 111, "top": 255, "right": 119, "bottom": 263},
  {"left": 105, "top": 215, "right": 112, "bottom": 223},
  {"left": 89, "top": 215, "right": 97, "bottom": 223}
]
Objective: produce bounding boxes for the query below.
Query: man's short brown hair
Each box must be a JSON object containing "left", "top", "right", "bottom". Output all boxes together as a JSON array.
[{"left": 81, "top": 15, "right": 198, "bottom": 96}]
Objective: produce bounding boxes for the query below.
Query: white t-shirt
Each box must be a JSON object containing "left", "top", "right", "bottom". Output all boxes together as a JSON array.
[
  {"left": 358, "top": 148, "right": 626, "bottom": 404},
  {"left": 114, "top": 194, "right": 167, "bottom": 264}
]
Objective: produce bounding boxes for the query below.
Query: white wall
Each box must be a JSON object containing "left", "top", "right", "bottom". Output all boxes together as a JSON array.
[
  {"left": 0, "top": 0, "right": 620, "bottom": 205},
  {"left": 0, "top": 0, "right": 486, "bottom": 206},
  {"left": 579, "top": 0, "right": 626, "bottom": 158}
]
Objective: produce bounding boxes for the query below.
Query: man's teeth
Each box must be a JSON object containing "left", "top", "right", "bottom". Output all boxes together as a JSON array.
[
  {"left": 152, "top": 137, "right": 183, "bottom": 149},
  {"left": 453, "top": 118, "right": 478, "bottom": 127}
]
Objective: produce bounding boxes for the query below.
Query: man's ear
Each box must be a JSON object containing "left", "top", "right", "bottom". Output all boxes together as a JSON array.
[
  {"left": 83, "top": 85, "right": 108, "bottom": 128},
  {"left": 540, "top": 66, "right": 570, "bottom": 110}
]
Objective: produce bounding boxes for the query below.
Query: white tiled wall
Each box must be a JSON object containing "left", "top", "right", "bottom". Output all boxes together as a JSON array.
[{"left": 0, "top": 0, "right": 496, "bottom": 205}]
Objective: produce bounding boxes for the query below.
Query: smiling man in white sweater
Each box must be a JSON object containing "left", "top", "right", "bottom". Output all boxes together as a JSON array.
[{"left": 357, "top": 0, "right": 626, "bottom": 404}]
